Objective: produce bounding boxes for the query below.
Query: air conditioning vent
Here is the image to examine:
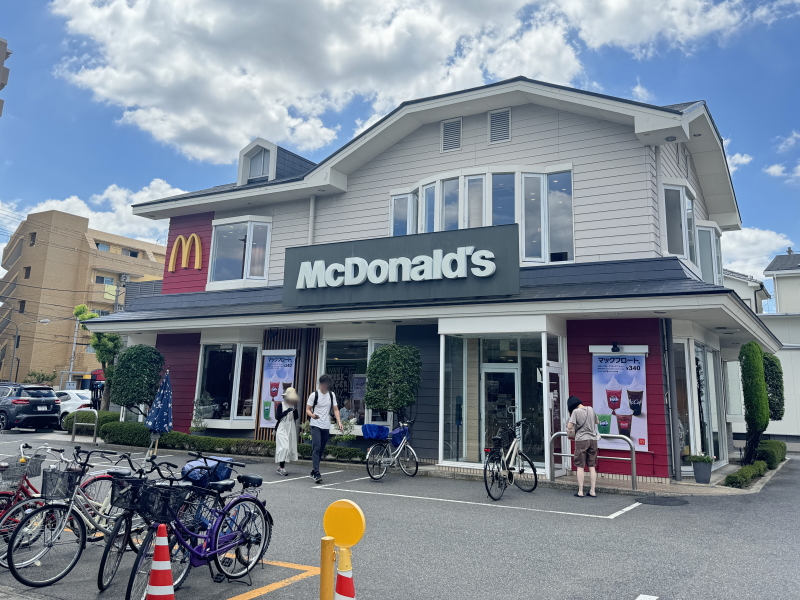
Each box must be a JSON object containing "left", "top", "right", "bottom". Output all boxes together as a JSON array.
[
  {"left": 489, "top": 109, "right": 510, "bottom": 143},
  {"left": 441, "top": 119, "right": 461, "bottom": 152}
]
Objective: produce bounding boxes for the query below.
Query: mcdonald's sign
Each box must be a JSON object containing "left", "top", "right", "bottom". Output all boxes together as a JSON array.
[{"left": 168, "top": 233, "right": 202, "bottom": 272}]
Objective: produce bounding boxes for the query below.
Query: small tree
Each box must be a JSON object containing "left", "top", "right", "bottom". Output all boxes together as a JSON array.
[
  {"left": 364, "top": 344, "right": 422, "bottom": 422},
  {"left": 23, "top": 370, "right": 56, "bottom": 385},
  {"left": 740, "top": 341, "right": 769, "bottom": 464},
  {"left": 74, "top": 304, "right": 123, "bottom": 411},
  {"left": 763, "top": 353, "right": 785, "bottom": 422},
  {"left": 111, "top": 345, "right": 165, "bottom": 416}
]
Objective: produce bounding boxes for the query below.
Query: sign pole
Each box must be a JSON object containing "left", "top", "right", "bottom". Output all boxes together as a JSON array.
[{"left": 320, "top": 536, "right": 335, "bottom": 600}]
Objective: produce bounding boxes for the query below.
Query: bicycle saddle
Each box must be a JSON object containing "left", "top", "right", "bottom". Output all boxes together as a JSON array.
[
  {"left": 237, "top": 474, "right": 262, "bottom": 489},
  {"left": 107, "top": 468, "right": 131, "bottom": 478},
  {"left": 207, "top": 479, "right": 236, "bottom": 493}
]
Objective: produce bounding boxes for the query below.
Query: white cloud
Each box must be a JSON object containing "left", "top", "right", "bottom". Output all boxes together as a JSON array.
[
  {"left": 631, "top": 78, "right": 654, "bottom": 102},
  {"left": 722, "top": 138, "right": 753, "bottom": 173},
  {"left": 764, "top": 163, "right": 787, "bottom": 177},
  {"left": 722, "top": 227, "right": 794, "bottom": 279},
  {"left": 49, "top": 0, "right": 793, "bottom": 165},
  {"left": 777, "top": 130, "right": 800, "bottom": 152}
]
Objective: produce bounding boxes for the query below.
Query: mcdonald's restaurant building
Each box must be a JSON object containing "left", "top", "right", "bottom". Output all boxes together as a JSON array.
[{"left": 88, "top": 77, "right": 781, "bottom": 483}]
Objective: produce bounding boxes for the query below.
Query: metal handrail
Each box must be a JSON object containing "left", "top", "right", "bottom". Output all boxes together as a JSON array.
[
  {"left": 71, "top": 408, "right": 99, "bottom": 446},
  {"left": 548, "top": 432, "right": 638, "bottom": 491}
]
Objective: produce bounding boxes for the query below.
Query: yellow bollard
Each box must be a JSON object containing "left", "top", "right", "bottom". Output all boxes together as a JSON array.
[{"left": 320, "top": 536, "right": 336, "bottom": 600}]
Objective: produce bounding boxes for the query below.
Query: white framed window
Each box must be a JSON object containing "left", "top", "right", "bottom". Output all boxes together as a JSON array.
[
  {"left": 96, "top": 243, "right": 110, "bottom": 252},
  {"left": 697, "top": 223, "right": 724, "bottom": 286},
  {"left": 95, "top": 275, "right": 114, "bottom": 285},
  {"left": 248, "top": 148, "right": 270, "bottom": 180},
  {"left": 664, "top": 185, "right": 697, "bottom": 265},
  {"left": 391, "top": 193, "right": 417, "bottom": 237},
  {"left": 209, "top": 216, "right": 272, "bottom": 284},
  {"left": 488, "top": 108, "right": 511, "bottom": 144},
  {"left": 490, "top": 173, "right": 515, "bottom": 226},
  {"left": 421, "top": 184, "right": 436, "bottom": 233},
  {"left": 465, "top": 175, "right": 485, "bottom": 228},
  {"left": 197, "top": 343, "right": 260, "bottom": 422},
  {"left": 441, "top": 178, "right": 460, "bottom": 231},
  {"left": 441, "top": 118, "right": 462, "bottom": 152}
]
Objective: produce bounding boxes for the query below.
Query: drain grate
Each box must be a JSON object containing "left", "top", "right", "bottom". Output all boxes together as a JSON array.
[{"left": 634, "top": 497, "right": 688, "bottom": 506}]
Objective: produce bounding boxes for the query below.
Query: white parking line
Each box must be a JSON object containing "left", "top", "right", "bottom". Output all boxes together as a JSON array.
[
  {"left": 265, "top": 470, "right": 344, "bottom": 484},
  {"left": 314, "top": 486, "right": 642, "bottom": 519},
  {"left": 635, "top": 595, "right": 659, "bottom": 599},
  {"left": 317, "top": 476, "right": 371, "bottom": 488}
]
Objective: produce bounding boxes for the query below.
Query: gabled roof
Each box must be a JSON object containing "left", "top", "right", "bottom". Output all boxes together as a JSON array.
[
  {"left": 765, "top": 252, "right": 800, "bottom": 274},
  {"left": 132, "top": 76, "right": 740, "bottom": 230}
]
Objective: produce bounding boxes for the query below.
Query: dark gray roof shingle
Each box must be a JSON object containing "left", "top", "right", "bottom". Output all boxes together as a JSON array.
[{"left": 765, "top": 253, "right": 800, "bottom": 273}]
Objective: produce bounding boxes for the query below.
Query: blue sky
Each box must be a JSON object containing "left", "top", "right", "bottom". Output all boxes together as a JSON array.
[{"left": 1, "top": 1, "right": 799, "bottom": 286}]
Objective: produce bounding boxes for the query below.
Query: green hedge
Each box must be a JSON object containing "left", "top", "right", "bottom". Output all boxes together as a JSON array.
[
  {"left": 755, "top": 440, "right": 787, "bottom": 469},
  {"left": 724, "top": 460, "right": 768, "bottom": 488},
  {"left": 63, "top": 410, "right": 119, "bottom": 432},
  {"left": 99, "top": 422, "right": 367, "bottom": 463}
]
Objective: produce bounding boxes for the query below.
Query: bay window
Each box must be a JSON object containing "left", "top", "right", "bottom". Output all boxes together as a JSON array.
[
  {"left": 441, "top": 178, "right": 460, "bottom": 231},
  {"left": 466, "top": 176, "right": 484, "bottom": 228},
  {"left": 547, "top": 172, "right": 574, "bottom": 262},
  {"left": 490, "top": 173, "right": 515, "bottom": 226},
  {"left": 422, "top": 184, "right": 436, "bottom": 233},
  {"left": 209, "top": 216, "right": 272, "bottom": 285},
  {"left": 391, "top": 193, "right": 417, "bottom": 236},
  {"left": 697, "top": 223, "right": 724, "bottom": 285},
  {"left": 664, "top": 186, "right": 697, "bottom": 265},
  {"left": 197, "top": 343, "right": 260, "bottom": 423}
]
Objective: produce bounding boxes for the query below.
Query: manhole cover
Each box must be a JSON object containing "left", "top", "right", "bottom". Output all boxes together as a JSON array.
[{"left": 634, "top": 497, "right": 688, "bottom": 506}]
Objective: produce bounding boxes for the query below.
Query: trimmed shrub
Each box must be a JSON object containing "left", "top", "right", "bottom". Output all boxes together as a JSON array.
[
  {"left": 723, "top": 460, "right": 769, "bottom": 488},
  {"left": 763, "top": 353, "right": 785, "bottom": 422},
  {"left": 100, "top": 421, "right": 152, "bottom": 447},
  {"left": 365, "top": 344, "right": 422, "bottom": 417},
  {"left": 756, "top": 440, "right": 787, "bottom": 469},
  {"left": 63, "top": 410, "right": 119, "bottom": 433},
  {"left": 740, "top": 342, "right": 769, "bottom": 464}
]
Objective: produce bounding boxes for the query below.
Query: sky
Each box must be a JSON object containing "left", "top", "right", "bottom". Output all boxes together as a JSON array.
[{"left": 1, "top": 0, "right": 799, "bottom": 303}]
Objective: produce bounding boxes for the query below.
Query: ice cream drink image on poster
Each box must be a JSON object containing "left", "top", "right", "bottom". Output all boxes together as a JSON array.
[
  {"left": 592, "top": 354, "right": 648, "bottom": 452},
  {"left": 260, "top": 352, "right": 296, "bottom": 428}
]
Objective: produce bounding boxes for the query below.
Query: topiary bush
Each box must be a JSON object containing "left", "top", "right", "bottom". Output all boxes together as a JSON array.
[
  {"left": 100, "top": 421, "right": 152, "bottom": 447},
  {"left": 755, "top": 440, "right": 787, "bottom": 469},
  {"left": 723, "top": 460, "right": 769, "bottom": 488},
  {"left": 63, "top": 410, "right": 119, "bottom": 433},
  {"left": 111, "top": 345, "right": 165, "bottom": 415},
  {"left": 763, "top": 353, "right": 785, "bottom": 422},
  {"left": 739, "top": 342, "right": 769, "bottom": 464},
  {"left": 365, "top": 344, "right": 422, "bottom": 420}
]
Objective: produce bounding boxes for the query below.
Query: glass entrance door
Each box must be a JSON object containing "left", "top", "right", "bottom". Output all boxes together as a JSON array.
[
  {"left": 548, "top": 365, "right": 564, "bottom": 469},
  {"left": 481, "top": 369, "right": 519, "bottom": 453}
]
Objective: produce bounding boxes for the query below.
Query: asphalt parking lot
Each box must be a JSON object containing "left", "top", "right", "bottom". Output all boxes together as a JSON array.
[{"left": 0, "top": 429, "right": 797, "bottom": 600}]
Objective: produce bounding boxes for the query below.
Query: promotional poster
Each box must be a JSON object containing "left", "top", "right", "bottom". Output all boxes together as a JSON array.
[
  {"left": 591, "top": 354, "right": 648, "bottom": 452},
  {"left": 260, "top": 351, "right": 296, "bottom": 428}
]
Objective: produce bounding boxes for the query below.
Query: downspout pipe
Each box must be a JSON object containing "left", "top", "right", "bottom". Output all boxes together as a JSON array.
[
  {"left": 308, "top": 195, "right": 316, "bottom": 245},
  {"left": 664, "top": 318, "right": 682, "bottom": 481}
]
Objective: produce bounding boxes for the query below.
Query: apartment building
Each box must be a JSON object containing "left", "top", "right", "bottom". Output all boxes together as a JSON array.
[
  {"left": 88, "top": 77, "right": 780, "bottom": 483},
  {"left": 0, "top": 210, "right": 165, "bottom": 385},
  {"left": 0, "top": 37, "right": 10, "bottom": 117}
]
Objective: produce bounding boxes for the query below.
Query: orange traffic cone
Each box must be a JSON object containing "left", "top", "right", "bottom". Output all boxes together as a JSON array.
[
  {"left": 145, "top": 524, "right": 175, "bottom": 600},
  {"left": 334, "top": 547, "right": 355, "bottom": 599}
]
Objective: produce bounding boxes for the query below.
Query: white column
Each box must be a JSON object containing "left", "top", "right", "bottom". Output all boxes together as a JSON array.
[
  {"left": 542, "top": 331, "right": 551, "bottom": 480},
  {"left": 438, "top": 333, "right": 445, "bottom": 464}
]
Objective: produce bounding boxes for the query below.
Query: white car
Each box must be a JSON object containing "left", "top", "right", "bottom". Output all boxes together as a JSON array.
[{"left": 55, "top": 390, "right": 93, "bottom": 430}]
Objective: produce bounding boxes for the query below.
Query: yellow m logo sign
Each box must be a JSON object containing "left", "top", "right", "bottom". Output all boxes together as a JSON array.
[{"left": 168, "top": 233, "right": 202, "bottom": 272}]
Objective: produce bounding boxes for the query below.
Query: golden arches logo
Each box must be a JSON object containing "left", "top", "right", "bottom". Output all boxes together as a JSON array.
[{"left": 168, "top": 233, "right": 202, "bottom": 272}]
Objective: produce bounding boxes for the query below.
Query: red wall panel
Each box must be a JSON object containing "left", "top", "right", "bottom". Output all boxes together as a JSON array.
[
  {"left": 161, "top": 212, "right": 214, "bottom": 294},
  {"left": 156, "top": 333, "right": 201, "bottom": 433},
  {"left": 566, "top": 318, "right": 669, "bottom": 479}
]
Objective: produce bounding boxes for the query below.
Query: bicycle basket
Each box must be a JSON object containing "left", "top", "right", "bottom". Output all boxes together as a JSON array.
[
  {"left": 139, "top": 483, "right": 192, "bottom": 523},
  {"left": 41, "top": 467, "right": 83, "bottom": 500},
  {"left": 362, "top": 424, "right": 389, "bottom": 441},
  {"left": 0, "top": 462, "right": 28, "bottom": 491},
  {"left": 25, "top": 455, "right": 46, "bottom": 478},
  {"left": 111, "top": 476, "right": 145, "bottom": 511},
  {"left": 177, "top": 486, "right": 216, "bottom": 531},
  {"left": 391, "top": 426, "right": 408, "bottom": 447}
]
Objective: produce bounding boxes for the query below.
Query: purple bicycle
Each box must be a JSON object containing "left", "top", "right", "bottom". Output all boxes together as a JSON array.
[{"left": 124, "top": 452, "right": 272, "bottom": 600}]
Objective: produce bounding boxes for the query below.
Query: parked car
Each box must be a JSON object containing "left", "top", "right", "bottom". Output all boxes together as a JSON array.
[
  {"left": 55, "top": 390, "right": 93, "bottom": 430},
  {"left": 0, "top": 384, "right": 60, "bottom": 430}
]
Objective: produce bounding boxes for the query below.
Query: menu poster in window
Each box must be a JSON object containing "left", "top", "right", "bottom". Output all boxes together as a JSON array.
[
  {"left": 260, "top": 352, "right": 296, "bottom": 428},
  {"left": 349, "top": 375, "right": 367, "bottom": 425},
  {"left": 591, "top": 354, "right": 648, "bottom": 452},
  {"left": 326, "top": 364, "right": 356, "bottom": 406}
]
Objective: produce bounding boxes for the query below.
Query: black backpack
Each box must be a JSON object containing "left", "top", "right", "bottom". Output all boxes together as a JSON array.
[{"left": 312, "top": 390, "right": 339, "bottom": 418}]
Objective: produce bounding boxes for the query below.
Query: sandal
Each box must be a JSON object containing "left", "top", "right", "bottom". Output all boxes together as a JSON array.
[
  {"left": 587, "top": 493, "right": 597, "bottom": 498},
  {"left": 574, "top": 493, "right": 584, "bottom": 498}
]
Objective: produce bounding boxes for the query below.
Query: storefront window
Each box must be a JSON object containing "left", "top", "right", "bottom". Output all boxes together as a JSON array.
[
  {"left": 546, "top": 334, "right": 559, "bottom": 363},
  {"left": 325, "top": 341, "right": 368, "bottom": 426},
  {"left": 694, "top": 343, "right": 713, "bottom": 457},
  {"left": 443, "top": 336, "right": 466, "bottom": 461},
  {"left": 482, "top": 339, "right": 518, "bottom": 363},
  {"left": 673, "top": 343, "right": 692, "bottom": 465},
  {"left": 519, "top": 338, "right": 544, "bottom": 462},
  {"left": 198, "top": 343, "right": 260, "bottom": 422}
]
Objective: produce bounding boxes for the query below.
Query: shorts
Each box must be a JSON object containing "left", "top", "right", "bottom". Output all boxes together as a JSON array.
[{"left": 573, "top": 439, "right": 598, "bottom": 468}]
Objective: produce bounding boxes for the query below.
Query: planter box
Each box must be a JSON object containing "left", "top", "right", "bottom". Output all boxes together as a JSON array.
[{"left": 692, "top": 461, "right": 712, "bottom": 484}]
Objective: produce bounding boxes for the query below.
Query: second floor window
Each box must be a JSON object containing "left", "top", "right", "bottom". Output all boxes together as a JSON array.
[
  {"left": 248, "top": 148, "right": 270, "bottom": 180},
  {"left": 22, "top": 267, "right": 30, "bottom": 279},
  {"left": 210, "top": 219, "right": 271, "bottom": 282},
  {"left": 97, "top": 243, "right": 110, "bottom": 252},
  {"left": 95, "top": 276, "right": 115, "bottom": 285},
  {"left": 665, "top": 186, "right": 697, "bottom": 265},
  {"left": 29, "top": 233, "right": 36, "bottom": 246},
  {"left": 391, "top": 194, "right": 417, "bottom": 236},
  {"left": 122, "top": 248, "right": 139, "bottom": 258},
  {"left": 18, "top": 300, "right": 25, "bottom": 314}
]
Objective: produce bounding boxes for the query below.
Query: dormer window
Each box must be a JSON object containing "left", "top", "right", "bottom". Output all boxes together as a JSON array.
[{"left": 248, "top": 148, "right": 270, "bottom": 180}]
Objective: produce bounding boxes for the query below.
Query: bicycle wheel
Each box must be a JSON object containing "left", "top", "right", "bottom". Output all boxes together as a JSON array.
[
  {"left": 398, "top": 444, "right": 419, "bottom": 477},
  {"left": 483, "top": 452, "right": 507, "bottom": 501},
  {"left": 0, "top": 491, "right": 13, "bottom": 514},
  {"left": 128, "top": 514, "right": 149, "bottom": 552},
  {"left": 0, "top": 497, "right": 42, "bottom": 567},
  {"left": 80, "top": 474, "right": 117, "bottom": 541},
  {"left": 125, "top": 526, "right": 191, "bottom": 600},
  {"left": 98, "top": 513, "right": 130, "bottom": 591},
  {"left": 170, "top": 531, "right": 192, "bottom": 590},
  {"left": 213, "top": 498, "right": 271, "bottom": 579},
  {"left": 8, "top": 503, "right": 87, "bottom": 587},
  {"left": 512, "top": 452, "right": 538, "bottom": 493},
  {"left": 366, "top": 443, "right": 389, "bottom": 481}
]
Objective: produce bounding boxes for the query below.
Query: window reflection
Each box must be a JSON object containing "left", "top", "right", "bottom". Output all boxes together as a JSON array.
[
  {"left": 491, "top": 174, "right": 515, "bottom": 226},
  {"left": 547, "top": 172, "right": 573, "bottom": 262}
]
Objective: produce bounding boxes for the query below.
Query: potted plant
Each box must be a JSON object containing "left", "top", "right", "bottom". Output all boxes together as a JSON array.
[
  {"left": 331, "top": 418, "right": 357, "bottom": 446},
  {"left": 686, "top": 454, "right": 714, "bottom": 484}
]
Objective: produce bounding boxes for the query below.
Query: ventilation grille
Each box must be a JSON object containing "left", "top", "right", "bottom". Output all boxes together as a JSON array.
[
  {"left": 489, "top": 109, "right": 510, "bottom": 143},
  {"left": 441, "top": 119, "right": 461, "bottom": 152}
]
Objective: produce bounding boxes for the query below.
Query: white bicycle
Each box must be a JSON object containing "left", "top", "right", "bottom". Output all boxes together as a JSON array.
[
  {"left": 483, "top": 406, "right": 538, "bottom": 501},
  {"left": 366, "top": 421, "right": 419, "bottom": 480}
]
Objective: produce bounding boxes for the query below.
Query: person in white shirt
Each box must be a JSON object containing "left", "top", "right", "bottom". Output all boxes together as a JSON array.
[{"left": 305, "top": 374, "right": 343, "bottom": 484}]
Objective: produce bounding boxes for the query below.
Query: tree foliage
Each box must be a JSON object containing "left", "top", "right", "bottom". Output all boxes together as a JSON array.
[
  {"left": 364, "top": 344, "right": 422, "bottom": 417},
  {"left": 23, "top": 370, "right": 56, "bottom": 384},
  {"left": 763, "top": 353, "right": 785, "bottom": 422},
  {"left": 73, "top": 304, "right": 123, "bottom": 410},
  {"left": 739, "top": 341, "right": 769, "bottom": 464},
  {"left": 111, "top": 345, "right": 165, "bottom": 414}
]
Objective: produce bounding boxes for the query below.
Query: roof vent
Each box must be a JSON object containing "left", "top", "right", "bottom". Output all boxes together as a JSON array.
[
  {"left": 441, "top": 118, "right": 461, "bottom": 152},
  {"left": 489, "top": 109, "right": 510, "bottom": 143}
]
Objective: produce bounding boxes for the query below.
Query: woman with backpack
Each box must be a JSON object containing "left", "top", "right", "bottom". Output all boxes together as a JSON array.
[{"left": 274, "top": 387, "right": 300, "bottom": 476}]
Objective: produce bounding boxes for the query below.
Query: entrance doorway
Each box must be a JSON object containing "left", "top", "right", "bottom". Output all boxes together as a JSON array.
[{"left": 481, "top": 368, "right": 519, "bottom": 455}]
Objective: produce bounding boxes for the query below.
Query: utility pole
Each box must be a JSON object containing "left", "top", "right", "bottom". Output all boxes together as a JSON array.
[
  {"left": 68, "top": 317, "right": 79, "bottom": 378},
  {"left": 115, "top": 273, "right": 130, "bottom": 313}
]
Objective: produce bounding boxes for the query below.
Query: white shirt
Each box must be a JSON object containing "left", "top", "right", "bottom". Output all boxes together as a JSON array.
[{"left": 307, "top": 391, "right": 334, "bottom": 430}]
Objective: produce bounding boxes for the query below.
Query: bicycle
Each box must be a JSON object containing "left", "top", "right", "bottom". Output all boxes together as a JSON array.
[
  {"left": 366, "top": 420, "right": 419, "bottom": 480},
  {"left": 6, "top": 446, "right": 123, "bottom": 587},
  {"left": 483, "top": 405, "right": 538, "bottom": 501},
  {"left": 125, "top": 451, "right": 272, "bottom": 600}
]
